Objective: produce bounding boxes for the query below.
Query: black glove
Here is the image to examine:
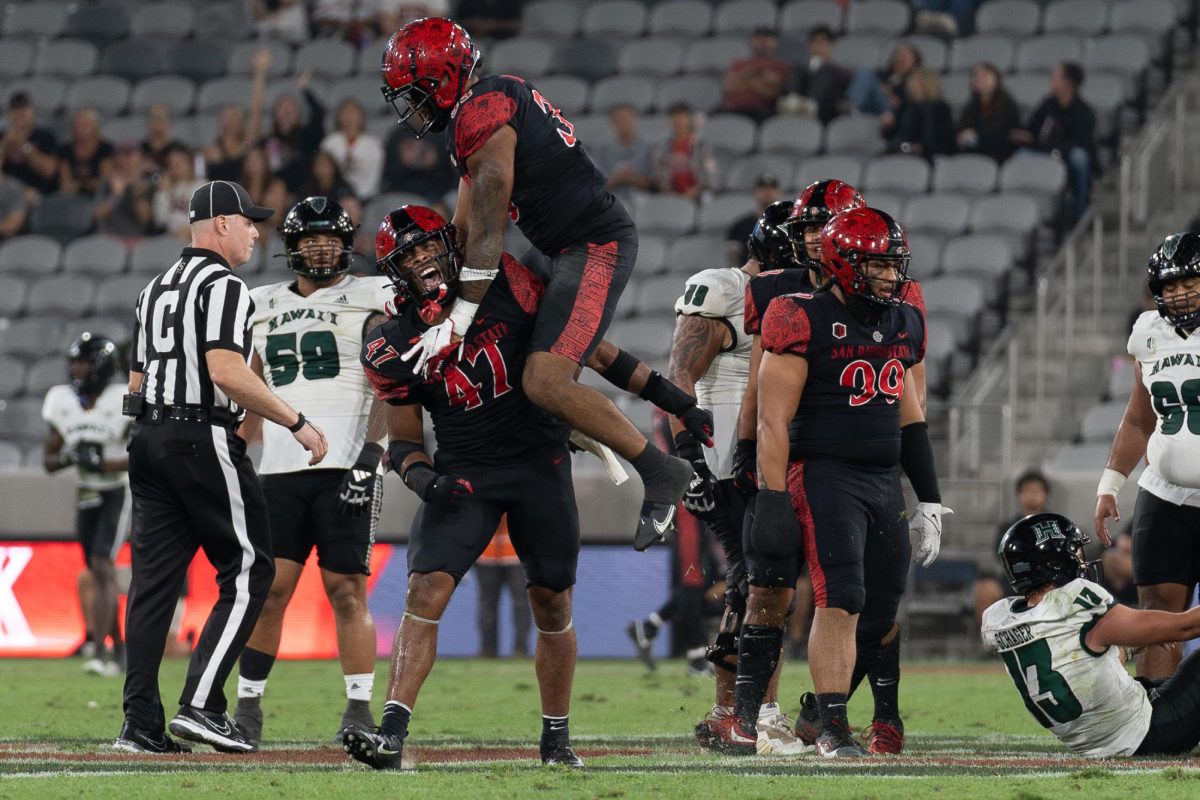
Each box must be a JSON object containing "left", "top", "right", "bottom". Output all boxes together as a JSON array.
[
  {"left": 731, "top": 439, "right": 757, "bottom": 497},
  {"left": 679, "top": 405, "right": 714, "bottom": 446},
  {"left": 724, "top": 560, "right": 748, "bottom": 616},
  {"left": 402, "top": 462, "right": 474, "bottom": 512},
  {"left": 73, "top": 441, "right": 104, "bottom": 473},
  {"left": 749, "top": 489, "right": 802, "bottom": 560},
  {"left": 337, "top": 443, "right": 384, "bottom": 516},
  {"left": 675, "top": 430, "right": 718, "bottom": 520}
]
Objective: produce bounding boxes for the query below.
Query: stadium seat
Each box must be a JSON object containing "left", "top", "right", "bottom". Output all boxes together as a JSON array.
[
  {"left": 29, "top": 195, "right": 95, "bottom": 244},
  {"left": 1078, "top": 401, "right": 1126, "bottom": 443},
  {"left": 0, "top": 235, "right": 62, "bottom": 275},
  {"left": 948, "top": 35, "right": 1016, "bottom": 74},
  {"left": 906, "top": 35, "right": 949, "bottom": 73},
  {"left": 168, "top": 39, "right": 234, "bottom": 83},
  {"left": 130, "top": 76, "right": 196, "bottom": 115},
  {"left": 94, "top": 275, "right": 152, "bottom": 315},
  {"left": 227, "top": 40, "right": 292, "bottom": 77},
  {"left": 0, "top": 317, "right": 63, "bottom": 359},
  {"left": 1084, "top": 35, "right": 1152, "bottom": 79},
  {"left": 824, "top": 115, "right": 886, "bottom": 156},
  {"left": 845, "top": 0, "right": 911, "bottom": 35},
  {"left": 865, "top": 191, "right": 906, "bottom": 218},
  {"left": 725, "top": 154, "right": 793, "bottom": 192},
  {"left": 907, "top": 233, "right": 945, "bottom": 274},
  {"left": 34, "top": 39, "right": 99, "bottom": 78},
  {"left": 941, "top": 234, "right": 1015, "bottom": 278},
  {"left": 60, "top": 316, "right": 130, "bottom": 349},
  {"left": 863, "top": 154, "right": 931, "bottom": 194},
  {"left": 794, "top": 155, "right": 865, "bottom": 190},
  {"left": 1015, "top": 36, "right": 1083, "bottom": 73},
  {"left": 522, "top": 0, "right": 584, "bottom": 37},
  {"left": 970, "top": 193, "right": 1041, "bottom": 236},
  {"left": 295, "top": 40, "right": 355, "bottom": 79},
  {"left": 589, "top": 76, "right": 655, "bottom": 113},
  {"left": 607, "top": 318, "right": 676, "bottom": 363},
  {"left": 633, "top": 275, "right": 687, "bottom": 316},
  {"left": 713, "top": 0, "right": 779, "bottom": 36},
  {"left": 1005, "top": 72, "right": 1050, "bottom": 116},
  {"left": 903, "top": 193, "right": 971, "bottom": 236},
  {"left": 654, "top": 76, "right": 722, "bottom": 113},
  {"left": 25, "top": 276, "right": 94, "bottom": 317},
  {"left": 648, "top": 0, "right": 713, "bottom": 37},
  {"left": 0, "top": 358, "right": 21, "bottom": 397},
  {"left": 534, "top": 76, "right": 589, "bottom": 116},
  {"left": 757, "top": 115, "right": 822, "bottom": 157},
  {"left": 940, "top": 71, "right": 972, "bottom": 109},
  {"left": 0, "top": 397, "right": 45, "bottom": 443},
  {"left": 1041, "top": 0, "right": 1108, "bottom": 36},
  {"left": 23, "top": 358, "right": 65, "bottom": 397},
  {"left": 1043, "top": 442, "right": 1111, "bottom": 476},
  {"left": 932, "top": 154, "right": 999, "bottom": 196},
  {"left": 552, "top": 40, "right": 618, "bottom": 82},
  {"left": 924, "top": 316, "right": 960, "bottom": 361},
  {"left": 62, "top": 235, "right": 128, "bottom": 277},
  {"left": 488, "top": 37, "right": 555, "bottom": 77},
  {"left": 0, "top": 40, "right": 34, "bottom": 81},
  {"left": 193, "top": 1, "right": 252, "bottom": 40},
  {"left": 779, "top": 0, "right": 845, "bottom": 35},
  {"left": 100, "top": 39, "right": 169, "bottom": 83},
  {"left": 975, "top": 0, "right": 1041, "bottom": 37},
  {"left": 668, "top": 234, "right": 729, "bottom": 271},
  {"left": 328, "top": 77, "right": 387, "bottom": 114},
  {"left": 1107, "top": 355, "right": 1135, "bottom": 400},
  {"left": 2, "top": 1, "right": 68, "bottom": 38},
  {"left": 704, "top": 114, "right": 759, "bottom": 157},
  {"left": 618, "top": 38, "right": 686, "bottom": 77},
  {"left": 831, "top": 34, "right": 888, "bottom": 71},
  {"left": 633, "top": 194, "right": 698, "bottom": 235},
  {"left": 65, "top": 76, "right": 132, "bottom": 118},
  {"left": 581, "top": 0, "right": 648, "bottom": 37},
  {"left": 63, "top": 2, "right": 131, "bottom": 44},
  {"left": 196, "top": 77, "right": 256, "bottom": 113},
  {"left": 636, "top": 235, "right": 669, "bottom": 275},
  {"left": 683, "top": 36, "right": 751, "bottom": 75},
  {"left": 998, "top": 153, "right": 1067, "bottom": 198},
  {"left": 3, "top": 76, "right": 67, "bottom": 115},
  {"left": 1108, "top": 0, "right": 1176, "bottom": 38},
  {"left": 130, "top": 2, "right": 196, "bottom": 38},
  {"left": 922, "top": 276, "right": 987, "bottom": 341},
  {"left": 175, "top": 113, "right": 218, "bottom": 152},
  {"left": 0, "top": 277, "right": 28, "bottom": 318},
  {"left": 0, "top": 440, "right": 22, "bottom": 470}
]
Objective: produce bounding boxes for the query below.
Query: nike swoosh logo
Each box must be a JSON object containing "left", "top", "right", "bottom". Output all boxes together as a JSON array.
[
  {"left": 898, "top": 332, "right": 909, "bottom": 339},
  {"left": 378, "top": 745, "right": 399, "bottom": 755},
  {"left": 653, "top": 507, "right": 676, "bottom": 535}
]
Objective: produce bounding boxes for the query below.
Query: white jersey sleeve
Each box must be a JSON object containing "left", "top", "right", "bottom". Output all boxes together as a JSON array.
[
  {"left": 981, "top": 579, "right": 1151, "bottom": 757},
  {"left": 674, "top": 267, "right": 744, "bottom": 321}
]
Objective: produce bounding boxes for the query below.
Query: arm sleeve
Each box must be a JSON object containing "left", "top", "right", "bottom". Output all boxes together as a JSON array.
[
  {"left": 202, "top": 275, "right": 252, "bottom": 354},
  {"left": 454, "top": 90, "right": 518, "bottom": 162},
  {"left": 760, "top": 296, "right": 811, "bottom": 356}
]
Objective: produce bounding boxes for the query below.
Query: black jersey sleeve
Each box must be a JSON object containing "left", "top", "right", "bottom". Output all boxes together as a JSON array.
[
  {"left": 452, "top": 85, "right": 519, "bottom": 163},
  {"left": 360, "top": 316, "right": 423, "bottom": 406},
  {"left": 760, "top": 293, "right": 816, "bottom": 357}
]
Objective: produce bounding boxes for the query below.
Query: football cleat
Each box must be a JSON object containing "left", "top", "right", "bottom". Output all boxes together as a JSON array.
[
  {"left": 704, "top": 717, "right": 758, "bottom": 756},
  {"left": 541, "top": 742, "right": 584, "bottom": 767},
  {"left": 233, "top": 697, "right": 263, "bottom": 747},
  {"left": 113, "top": 721, "right": 193, "bottom": 754},
  {"left": 335, "top": 699, "right": 376, "bottom": 745},
  {"left": 343, "top": 725, "right": 406, "bottom": 770},
  {"left": 168, "top": 706, "right": 257, "bottom": 753},
  {"left": 694, "top": 706, "right": 735, "bottom": 750},
  {"left": 626, "top": 620, "right": 657, "bottom": 671},
  {"left": 862, "top": 718, "right": 905, "bottom": 754},
  {"left": 815, "top": 719, "right": 867, "bottom": 758},
  {"left": 83, "top": 656, "right": 122, "bottom": 677},
  {"left": 793, "top": 692, "right": 821, "bottom": 746},
  {"left": 634, "top": 501, "right": 676, "bottom": 551},
  {"left": 757, "top": 711, "right": 813, "bottom": 755}
]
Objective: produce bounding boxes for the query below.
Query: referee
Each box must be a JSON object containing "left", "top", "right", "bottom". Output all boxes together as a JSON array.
[{"left": 114, "top": 180, "right": 328, "bottom": 755}]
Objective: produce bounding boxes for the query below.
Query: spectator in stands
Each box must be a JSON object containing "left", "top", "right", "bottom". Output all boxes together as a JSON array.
[
  {"left": 1, "top": 92, "right": 58, "bottom": 195},
  {"left": 846, "top": 42, "right": 921, "bottom": 118},
  {"left": 321, "top": 98, "right": 384, "bottom": 201},
  {"left": 885, "top": 68, "right": 956, "bottom": 159},
  {"left": 204, "top": 106, "right": 254, "bottom": 183},
  {"left": 377, "top": 1, "right": 450, "bottom": 38},
  {"left": 93, "top": 142, "right": 154, "bottom": 239},
  {"left": 956, "top": 62, "right": 1021, "bottom": 163},
  {"left": 792, "top": 25, "right": 851, "bottom": 124},
  {"left": 653, "top": 103, "right": 716, "bottom": 202},
  {"left": 0, "top": 170, "right": 31, "bottom": 241},
  {"left": 311, "top": 0, "right": 377, "bottom": 44},
  {"left": 456, "top": 0, "right": 522, "bottom": 39},
  {"left": 1102, "top": 528, "right": 1138, "bottom": 607},
  {"left": 257, "top": 71, "right": 326, "bottom": 195},
  {"left": 140, "top": 105, "right": 186, "bottom": 179},
  {"left": 725, "top": 172, "right": 781, "bottom": 264},
  {"left": 56, "top": 109, "right": 114, "bottom": 197},
  {"left": 592, "top": 104, "right": 655, "bottom": 201},
  {"left": 297, "top": 150, "right": 362, "bottom": 225},
  {"left": 152, "top": 144, "right": 205, "bottom": 239},
  {"left": 236, "top": 147, "right": 289, "bottom": 236},
  {"left": 974, "top": 469, "right": 1051, "bottom": 627},
  {"left": 251, "top": 0, "right": 309, "bottom": 43},
  {"left": 380, "top": 128, "right": 457, "bottom": 200},
  {"left": 721, "top": 27, "right": 792, "bottom": 123},
  {"left": 1012, "top": 61, "right": 1097, "bottom": 224},
  {"left": 911, "top": 0, "right": 978, "bottom": 36},
  {"left": 474, "top": 517, "right": 531, "bottom": 659}
]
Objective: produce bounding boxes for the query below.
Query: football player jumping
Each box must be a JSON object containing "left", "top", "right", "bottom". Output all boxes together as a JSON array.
[
  {"left": 343, "top": 206, "right": 714, "bottom": 771},
  {"left": 1095, "top": 232, "right": 1200, "bottom": 679},
  {"left": 233, "top": 197, "right": 393, "bottom": 745},
  {"left": 986, "top": 512, "right": 1200, "bottom": 757},
  {"left": 379, "top": 18, "right": 709, "bottom": 550}
]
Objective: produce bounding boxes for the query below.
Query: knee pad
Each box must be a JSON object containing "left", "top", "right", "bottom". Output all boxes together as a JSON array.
[
  {"left": 705, "top": 630, "right": 740, "bottom": 674},
  {"left": 855, "top": 615, "right": 894, "bottom": 648},
  {"left": 818, "top": 562, "right": 865, "bottom": 614}
]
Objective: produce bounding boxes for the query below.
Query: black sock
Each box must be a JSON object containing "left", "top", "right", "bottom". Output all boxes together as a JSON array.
[
  {"left": 816, "top": 692, "right": 849, "bottom": 728},
  {"left": 630, "top": 442, "right": 692, "bottom": 504},
  {"left": 869, "top": 635, "right": 901, "bottom": 723},
  {"left": 733, "top": 625, "right": 783, "bottom": 727},
  {"left": 849, "top": 632, "right": 884, "bottom": 700},
  {"left": 541, "top": 715, "right": 569, "bottom": 748},
  {"left": 380, "top": 701, "right": 411, "bottom": 738},
  {"left": 239, "top": 646, "right": 276, "bottom": 681}
]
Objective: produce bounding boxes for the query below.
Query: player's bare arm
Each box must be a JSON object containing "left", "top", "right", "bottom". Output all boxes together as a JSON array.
[
  {"left": 899, "top": 370, "right": 925, "bottom": 426},
  {"left": 450, "top": 177, "right": 471, "bottom": 241},
  {"left": 460, "top": 127, "right": 517, "bottom": 304},
  {"left": 755, "top": 351, "right": 807, "bottom": 491},
  {"left": 665, "top": 314, "right": 728, "bottom": 438},
  {"left": 736, "top": 338, "right": 763, "bottom": 442},
  {"left": 42, "top": 425, "right": 68, "bottom": 473},
  {"left": 1086, "top": 602, "right": 1200, "bottom": 651},
  {"left": 384, "top": 404, "right": 430, "bottom": 476},
  {"left": 1095, "top": 368, "right": 1157, "bottom": 544},
  {"left": 236, "top": 351, "right": 267, "bottom": 443}
]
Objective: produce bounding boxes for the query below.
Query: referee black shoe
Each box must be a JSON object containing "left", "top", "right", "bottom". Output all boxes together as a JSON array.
[
  {"left": 169, "top": 705, "right": 257, "bottom": 753},
  {"left": 634, "top": 501, "right": 676, "bottom": 551},
  {"left": 342, "top": 725, "right": 405, "bottom": 770},
  {"left": 113, "top": 721, "right": 193, "bottom": 754}
]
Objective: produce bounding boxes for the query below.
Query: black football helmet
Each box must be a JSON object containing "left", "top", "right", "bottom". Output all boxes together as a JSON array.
[
  {"left": 1147, "top": 232, "right": 1200, "bottom": 331},
  {"left": 279, "top": 196, "right": 356, "bottom": 281},
  {"left": 746, "top": 200, "right": 795, "bottom": 270},
  {"left": 67, "top": 332, "right": 118, "bottom": 398},
  {"left": 375, "top": 205, "right": 462, "bottom": 320},
  {"left": 998, "top": 512, "right": 1099, "bottom": 595}
]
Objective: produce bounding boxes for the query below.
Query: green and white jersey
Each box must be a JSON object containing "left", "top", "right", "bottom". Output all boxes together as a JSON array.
[
  {"left": 982, "top": 578, "right": 1151, "bottom": 758},
  {"left": 249, "top": 275, "right": 394, "bottom": 474},
  {"left": 673, "top": 267, "right": 751, "bottom": 477}
]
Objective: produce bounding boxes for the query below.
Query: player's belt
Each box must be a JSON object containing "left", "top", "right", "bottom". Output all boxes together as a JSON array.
[{"left": 138, "top": 404, "right": 238, "bottom": 427}]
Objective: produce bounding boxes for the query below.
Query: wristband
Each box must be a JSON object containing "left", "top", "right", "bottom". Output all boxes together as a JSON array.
[
  {"left": 287, "top": 412, "right": 307, "bottom": 433},
  {"left": 448, "top": 298, "right": 480, "bottom": 334},
  {"left": 402, "top": 461, "right": 438, "bottom": 501},
  {"left": 460, "top": 267, "right": 499, "bottom": 282},
  {"left": 601, "top": 348, "right": 640, "bottom": 392},
  {"left": 639, "top": 371, "right": 695, "bottom": 416},
  {"left": 354, "top": 441, "right": 385, "bottom": 469},
  {"left": 1097, "top": 467, "right": 1127, "bottom": 497}
]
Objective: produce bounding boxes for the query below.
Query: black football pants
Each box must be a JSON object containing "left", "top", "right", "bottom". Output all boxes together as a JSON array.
[
  {"left": 122, "top": 420, "right": 273, "bottom": 733},
  {"left": 1136, "top": 648, "right": 1200, "bottom": 756}
]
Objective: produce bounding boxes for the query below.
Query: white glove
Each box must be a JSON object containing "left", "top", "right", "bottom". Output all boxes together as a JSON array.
[
  {"left": 568, "top": 429, "right": 629, "bottom": 485},
  {"left": 909, "top": 502, "right": 953, "bottom": 567},
  {"left": 401, "top": 319, "right": 456, "bottom": 378}
]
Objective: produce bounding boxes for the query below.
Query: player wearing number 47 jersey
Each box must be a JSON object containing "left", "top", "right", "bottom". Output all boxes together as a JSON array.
[
  {"left": 232, "top": 197, "right": 395, "bottom": 746},
  {"left": 1095, "top": 232, "right": 1200, "bottom": 681},
  {"left": 986, "top": 512, "right": 1200, "bottom": 757}
]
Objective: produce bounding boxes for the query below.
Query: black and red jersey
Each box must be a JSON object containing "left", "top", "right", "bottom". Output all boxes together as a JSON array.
[
  {"left": 446, "top": 74, "right": 617, "bottom": 255},
  {"left": 745, "top": 270, "right": 925, "bottom": 336},
  {"left": 360, "top": 253, "right": 569, "bottom": 464},
  {"left": 760, "top": 288, "right": 926, "bottom": 467}
]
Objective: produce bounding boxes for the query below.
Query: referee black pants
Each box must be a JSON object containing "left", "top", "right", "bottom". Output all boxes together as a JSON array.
[{"left": 122, "top": 420, "right": 274, "bottom": 733}]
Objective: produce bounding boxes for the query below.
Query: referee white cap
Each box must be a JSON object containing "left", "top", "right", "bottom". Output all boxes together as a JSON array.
[{"left": 189, "top": 180, "right": 275, "bottom": 223}]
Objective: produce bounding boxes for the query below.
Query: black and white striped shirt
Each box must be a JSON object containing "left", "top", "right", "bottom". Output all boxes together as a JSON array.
[{"left": 130, "top": 247, "right": 253, "bottom": 414}]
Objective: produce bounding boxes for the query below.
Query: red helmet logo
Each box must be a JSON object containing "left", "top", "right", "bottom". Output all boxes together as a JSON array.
[
  {"left": 381, "top": 17, "right": 480, "bottom": 138},
  {"left": 820, "top": 207, "right": 910, "bottom": 306}
]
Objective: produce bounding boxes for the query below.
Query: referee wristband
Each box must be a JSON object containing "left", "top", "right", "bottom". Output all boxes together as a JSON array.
[
  {"left": 287, "top": 412, "right": 307, "bottom": 433},
  {"left": 1097, "top": 468, "right": 1127, "bottom": 497}
]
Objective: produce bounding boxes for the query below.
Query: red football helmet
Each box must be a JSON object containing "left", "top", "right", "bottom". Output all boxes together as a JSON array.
[
  {"left": 820, "top": 207, "right": 910, "bottom": 306},
  {"left": 786, "top": 179, "right": 865, "bottom": 269},
  {"left": 381, "top": 17, "right": 481, "bottom": 138},
  {"left": 376, "top": 205, "right": 462, "bottom": 316}
]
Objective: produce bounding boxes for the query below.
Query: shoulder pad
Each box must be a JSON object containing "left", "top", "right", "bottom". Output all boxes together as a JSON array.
[
  {"left": 675, "top": 268, "right": 742, "bottom": 319},
  {"left": 1128, "top": 310, "right": 1165, "bottom": 359}
]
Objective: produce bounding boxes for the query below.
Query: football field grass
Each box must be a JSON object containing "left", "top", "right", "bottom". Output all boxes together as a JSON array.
[{"left": 2, "top": 657, "right": 1199, "bottom": 799}]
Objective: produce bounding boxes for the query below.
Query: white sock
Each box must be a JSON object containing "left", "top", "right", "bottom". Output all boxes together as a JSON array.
[
  {"left": 345, "top": 672, "right": 374, "bottom": 702},
  {"left": 713, "top": 704, "right": 734, "bottom": 717},
  {"left": 238, "top": 677, "right": 267, "bottom": 699},
  {"left": 758, "top": 702, "right": 780, "bottom": 720}
]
